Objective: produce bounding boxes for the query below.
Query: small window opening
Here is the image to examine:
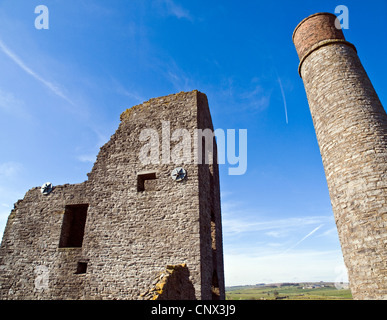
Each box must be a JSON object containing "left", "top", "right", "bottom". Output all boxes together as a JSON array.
[
  {"left": 75, "top": 261, "right": 88, "bottom": 274},
  {"left": 137, "top": 172, "right": 157, "bottom": 192},
  {"left": 59, "top": 204, "right": 88, "bottom": 248}
]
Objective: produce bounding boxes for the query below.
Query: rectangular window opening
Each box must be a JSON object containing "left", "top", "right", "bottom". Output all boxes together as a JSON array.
[
  {"left": 58, "top": 204, "right": 88, "bottom": 248},
  {"left": 137, "top": 172, "right": 157, "bottom": 192},
  {"left": 75, "top": 261, "right": 88, "bottom": 274}
]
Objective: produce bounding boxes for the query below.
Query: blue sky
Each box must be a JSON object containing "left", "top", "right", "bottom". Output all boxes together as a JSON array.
[{"left": 0, "top": 1, "right": 386, "bottom": 286}]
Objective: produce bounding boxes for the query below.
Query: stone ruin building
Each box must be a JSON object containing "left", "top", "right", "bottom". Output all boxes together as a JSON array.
[
  {"left": 293, "top": 13, "right": 387, "bottom": 299},
  {"left": 0, "top": 90, "right": 225, "bottom": 300}
]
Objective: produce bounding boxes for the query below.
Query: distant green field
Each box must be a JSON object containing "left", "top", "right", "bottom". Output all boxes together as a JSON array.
[{"left": 226, "top": 284, "right": 352, "bottom": 300}]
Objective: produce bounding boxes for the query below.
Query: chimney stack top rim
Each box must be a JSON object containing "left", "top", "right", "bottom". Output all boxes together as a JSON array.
[{"left": 292, "top": 12, "right": 338, "bottom": 43}]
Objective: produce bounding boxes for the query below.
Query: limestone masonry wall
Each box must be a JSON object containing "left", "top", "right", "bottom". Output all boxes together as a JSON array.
[{"left": 0, "top": 90, "right": 225, "bottom": 300}]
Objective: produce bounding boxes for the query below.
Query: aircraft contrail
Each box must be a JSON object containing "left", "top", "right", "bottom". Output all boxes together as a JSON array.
[
  {"left": 277, "top": 76, "right": 288, "bottom": 124},
  {"left": 0, "top": 38, "right": 74, "bottom": 105},
  {"left": 282, "top": 224, "right": 324, "bottom": 254}
]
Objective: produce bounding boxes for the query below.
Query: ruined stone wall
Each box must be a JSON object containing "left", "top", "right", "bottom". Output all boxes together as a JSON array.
[
  {"left": 293, "top": 13, "right": 387, "bottom": 299},
  {"left": 0, "top": 183, "right": 89, "bottom": 299},
  {"left": 0, "top": 90, "right": 225, "bottom": 300}
]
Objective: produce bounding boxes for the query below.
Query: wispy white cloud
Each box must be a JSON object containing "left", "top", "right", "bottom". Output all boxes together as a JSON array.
[
  {"left": 265, "top": 231, "right": 284, "bottom": 238},
  {"left": 0, "top": 88, "right": 32, "bottom": 120},
  {"left": 220, "top": 193, "right": 343, "bottom": 284},
  {"left": 111, "top": 77, "right": 145, "bottom": 104},
  {"left": 239, "top": 83, "right": 272, "bottom": 111},
  {"left": 75, "top": 127, "right": 111, "bottom": 165},
  {"left": 0, "top": 162, "right": 23, "bottom": 178},
  {"left": 317, "top": 226, "right": 338, "bottom": 238},
  {"left": 222, "top": 215, "right": 330, "bottom": 236},
  {"left": 0, "top": 38, "right": 74, "bottom": 105},
  {"left": 224, "top": 249, "right": 347, "bottom": 285},
  {"left": 154, "top": 0, "right": 193, "bottom": 21},
  {"left": 166, "top": 70, "right": 194, "bottom": 92},
  {"left": 118, "top": 88, "right": 145, "bottom": 104},
  {"left": 221, "top": 208, "right": 343, "bottom": 284},
  {"left": 239, "top": 84, "right": 265, "bottom": 100},
  {"left": 217, "top": 77, "right": 272, "bottom": 113},
  {"left": 77, "top": 154, "right": 96, "bottom": 163}
]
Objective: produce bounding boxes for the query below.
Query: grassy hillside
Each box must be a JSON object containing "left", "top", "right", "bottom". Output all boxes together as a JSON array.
[{"left": 226, "top": 283, "right": 352, "bottom": 300}]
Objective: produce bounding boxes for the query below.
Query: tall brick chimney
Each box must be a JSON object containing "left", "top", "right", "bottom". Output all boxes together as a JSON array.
[{"left": 293, "top": 13, "right": 387, "bottom": 299}]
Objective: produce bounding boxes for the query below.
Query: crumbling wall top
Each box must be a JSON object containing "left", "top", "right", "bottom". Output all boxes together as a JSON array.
[{"left": 120, "top": 90, "right": 203, "bottom": 122}]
